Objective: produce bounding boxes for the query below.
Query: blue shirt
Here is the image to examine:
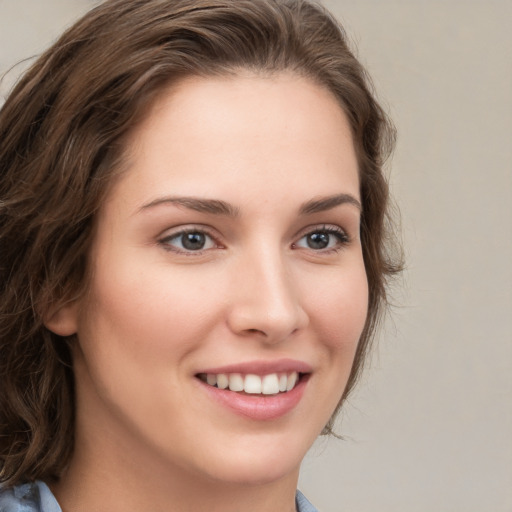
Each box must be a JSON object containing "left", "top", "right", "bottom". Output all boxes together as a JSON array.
[{"left": 0, "top": 481, "right": 318, "bottom": 512}]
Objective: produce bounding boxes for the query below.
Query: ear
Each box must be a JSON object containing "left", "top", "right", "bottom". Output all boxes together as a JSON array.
[{"left": 44, "top": 301, "right": 80, "bottom": 337}]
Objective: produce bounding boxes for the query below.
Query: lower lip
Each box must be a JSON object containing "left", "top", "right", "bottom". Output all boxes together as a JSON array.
[{"left": 198, "top": 375, "right": 309, "bottom": 421}]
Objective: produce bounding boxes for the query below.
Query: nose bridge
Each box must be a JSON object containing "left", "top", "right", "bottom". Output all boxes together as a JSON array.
[{"left": 228, "top": 243, "right": 308, "bottom": 341}]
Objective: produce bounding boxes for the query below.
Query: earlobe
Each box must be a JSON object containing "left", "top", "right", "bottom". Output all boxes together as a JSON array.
[{"left": 44, "top": 301, "right": 80, "bottom": 336}]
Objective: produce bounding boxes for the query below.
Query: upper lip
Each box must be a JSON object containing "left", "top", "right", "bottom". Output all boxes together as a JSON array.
[{"left": 196, "top": 358, "right": 312, "bottom": 376}]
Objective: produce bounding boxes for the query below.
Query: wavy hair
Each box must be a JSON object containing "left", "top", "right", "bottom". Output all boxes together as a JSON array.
[{"left": 0, "top": 0, "right": 401, "bottom": 485}]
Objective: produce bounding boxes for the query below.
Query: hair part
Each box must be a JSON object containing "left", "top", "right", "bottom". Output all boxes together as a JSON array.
[{"left": 0, "top": 0, "right": 401, "bottom": 485}]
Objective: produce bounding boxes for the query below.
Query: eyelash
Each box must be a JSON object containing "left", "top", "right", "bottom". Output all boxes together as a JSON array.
[
  {"left": 158, "top": 225, "right": 350, "bottom": 255},
  {"left": 293, "top": 225, "right": 350, "bottom": 253},
  {"left": 158, "top": 227, "right": 221, "bottom": 255}
]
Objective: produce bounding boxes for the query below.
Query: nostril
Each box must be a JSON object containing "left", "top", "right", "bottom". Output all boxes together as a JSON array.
[{"left": 246, "top": 328, "right": 266, "bottom": 335}]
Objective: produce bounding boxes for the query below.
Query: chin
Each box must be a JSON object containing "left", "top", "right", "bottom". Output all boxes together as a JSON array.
[
  {"left": 188, "top": 431, "right": 311, "bottom": 487},
  {"left": 203, "top": 457, "right": 301, "bottom": 487}
]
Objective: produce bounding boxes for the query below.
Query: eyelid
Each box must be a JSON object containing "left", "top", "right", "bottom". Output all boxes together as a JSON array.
[
  {"left": 158, "top": 225, "right": 224, "bottom": 254},
  {"left": 294, "top": 223, "right": 350, "bottom": 239},
  {"left": 156, "top": 223, "right": 351, "bottom": 255},
  {"left": 292, "top": 224, "right": 351, "bottom": 251}
]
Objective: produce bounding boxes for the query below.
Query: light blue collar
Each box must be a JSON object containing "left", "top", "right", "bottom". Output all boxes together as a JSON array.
[{"left": 1, "top": 481, "right": 317, "bottom": 512}]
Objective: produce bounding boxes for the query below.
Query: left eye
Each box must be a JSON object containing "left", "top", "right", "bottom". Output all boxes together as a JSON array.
[
  {"left": 161, "top": 231, "right": 216, "bottom": 252},
  {"left": 295, "top": 229, "right": 348, "bottom": 250}
]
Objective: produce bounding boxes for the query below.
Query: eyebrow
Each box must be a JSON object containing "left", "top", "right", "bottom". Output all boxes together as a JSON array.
[
  {"left": 139, "top": 196, "right": 240, "bottom": 217},
  {"left": 139, "top": 192, "right": 361, "bottom": 217},
  {"left": 299, "top": 193, "right": 362, "bottom": 215}
]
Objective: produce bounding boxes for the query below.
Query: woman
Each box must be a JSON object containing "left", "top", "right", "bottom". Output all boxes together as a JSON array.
[{"left": 0, "top": 1, "right": 400, "bottom": 510}]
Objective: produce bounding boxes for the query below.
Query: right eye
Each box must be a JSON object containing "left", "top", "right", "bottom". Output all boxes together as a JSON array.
[{"left": 160, "top": 229, "right": 217, "bottom": 253}]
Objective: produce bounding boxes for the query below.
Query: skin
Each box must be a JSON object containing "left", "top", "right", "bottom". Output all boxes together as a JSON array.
[{"left": 47, "top": 72, "right": 368, "bottom": 512}]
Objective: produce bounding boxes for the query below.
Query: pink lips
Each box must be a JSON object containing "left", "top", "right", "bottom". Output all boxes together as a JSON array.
[{"left": 195, "top": 359, "right": 312, "bottom": 421}]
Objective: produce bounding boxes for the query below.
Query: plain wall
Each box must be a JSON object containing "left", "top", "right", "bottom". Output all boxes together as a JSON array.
[{"left": 1, "top": 1, "right": 511, "bottom": 511}]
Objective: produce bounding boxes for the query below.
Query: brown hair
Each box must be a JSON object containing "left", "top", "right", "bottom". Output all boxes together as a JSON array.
[{"left": 0, "top": 0, "right": 401, "bottom": 486}]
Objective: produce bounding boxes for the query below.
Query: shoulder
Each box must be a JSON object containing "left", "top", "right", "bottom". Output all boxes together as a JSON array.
[
  {"left": 296, "top": 489, "right": 319, "bottom": 512},
  {"left": 0, "top": 481, "right": 61, "bottom": 512}
]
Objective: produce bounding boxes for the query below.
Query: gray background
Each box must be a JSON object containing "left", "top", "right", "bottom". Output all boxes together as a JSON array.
[{"left": 1, "top": 1, "right": 511, "bottom": 511}]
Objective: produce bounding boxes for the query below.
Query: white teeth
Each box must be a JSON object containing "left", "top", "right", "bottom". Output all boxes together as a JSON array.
[
  {"left": 217, "top": 373, "right": 229, "bottom": 389},
  {"left": 278, "top": 374, "right": 287, "bottom": 392},
  {"left": 228, "top": 373, "right": 244, "bottom": 392},
  {"left": 286, "top": 371, "right": 298, "bottom": 391},
  {"left": 202, "top": 371, "right": 302, "bottom": 394},
  {"left": 244, "top": 374, "right": 262, "bottom": 394},
  {"left": 262, "top": 374, "right": 280, "bottom": 395}
]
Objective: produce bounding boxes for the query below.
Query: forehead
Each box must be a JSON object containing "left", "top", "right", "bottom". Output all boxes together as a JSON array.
[{"left": 110, "top": 72, "right": 360, "bottom": 211}]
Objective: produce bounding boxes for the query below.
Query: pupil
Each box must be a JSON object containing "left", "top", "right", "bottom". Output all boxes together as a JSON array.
[
  {"left": 182, "top": 232, "right": 205, "bottom": 250},
  {"left": 308, "top": 232, "right": 329, "bottom": 249}
]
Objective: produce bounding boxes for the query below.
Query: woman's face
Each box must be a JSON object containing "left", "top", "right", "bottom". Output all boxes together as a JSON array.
[{"left": 67, "top": 73, "right": 368, "bottom": 486}]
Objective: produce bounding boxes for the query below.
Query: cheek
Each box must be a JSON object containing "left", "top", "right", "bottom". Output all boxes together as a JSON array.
[
  {"left": 308, "top": 263, "right": 369, "bottom": 349},
  {"left": 302, "top": 259, "right": 369, "bottom": 405},
  {"left": 79, "top": 254, "right": 224, "bottom": 364},
  {"left": 73, "top": 258, "right": 223, "bottom": 429}
]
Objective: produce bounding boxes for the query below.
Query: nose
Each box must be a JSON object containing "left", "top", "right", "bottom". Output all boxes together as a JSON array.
[{"left": 226, "top": 248, "right": 309, "bottom": 343}]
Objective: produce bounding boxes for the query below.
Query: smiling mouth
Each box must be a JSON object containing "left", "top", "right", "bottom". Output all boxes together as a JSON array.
[{"left": 197, "top": 371, "right": 304, "bottom": 395}]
